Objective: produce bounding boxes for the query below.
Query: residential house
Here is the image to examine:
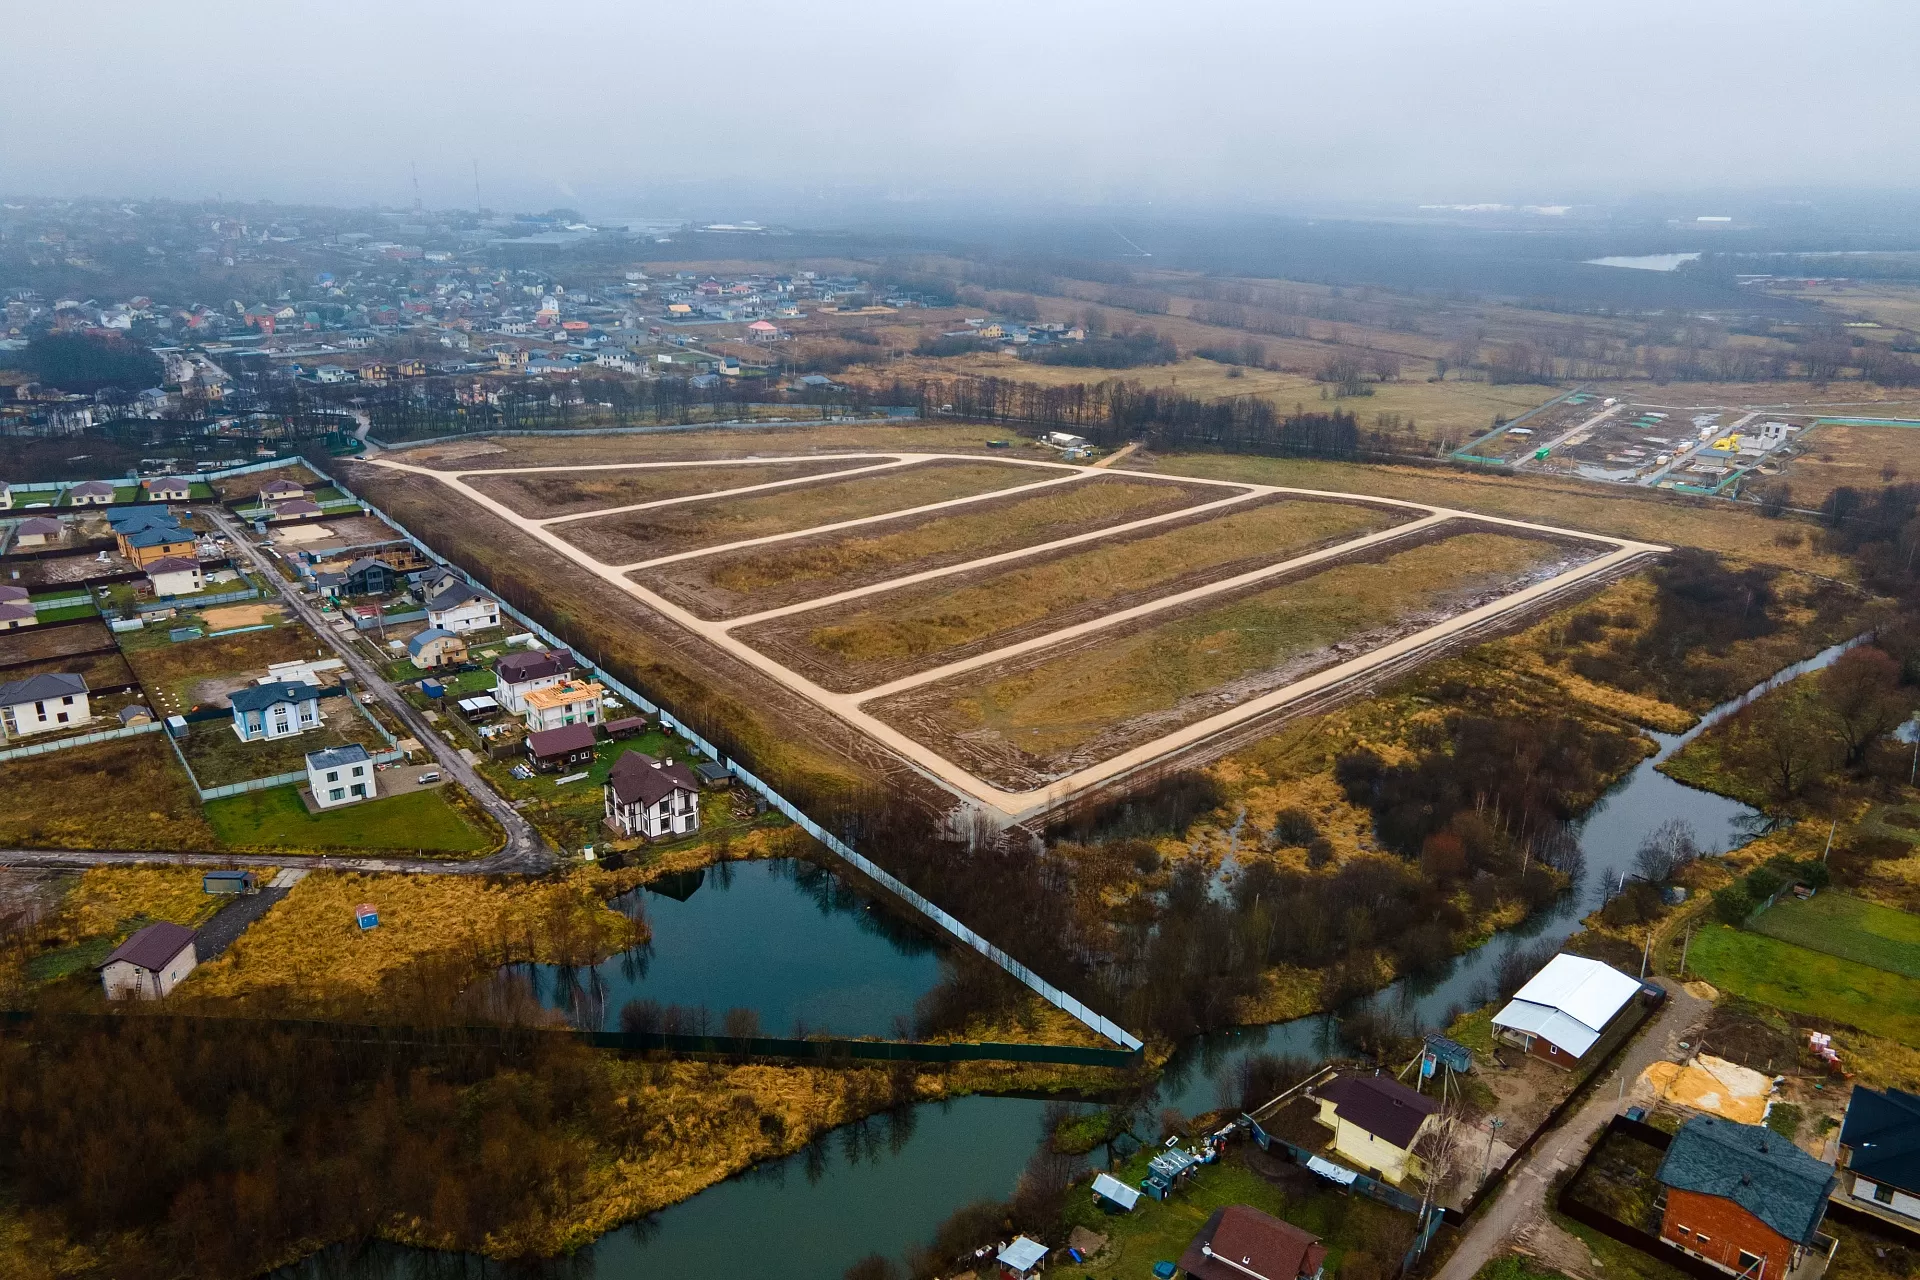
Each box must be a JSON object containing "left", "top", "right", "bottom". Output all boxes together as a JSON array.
[
  {"left": 0, "top": 481, "right": 10, "bottom": 509},
  {"left": 0, "top": 672, "right": 91, "bottom": 738},
  {"left": 229, "top": 680, "right": 322, "bottom": 741},
  {"left": 1656, "top": 1116, "right": 1838, "bottom": 1280},
  {"left": 1310, "top": 1073, "right": 1440, "bottom": 1185},
  {"left": 522, "top": 679, "right": 605, "bottom": 732},
  {"left": 99, "top": 921, "right": 198, "bottom": 1000},
  {"left": 145, "top": 555, "right": 204, "bottom": 597},
  {"left": 1177, "top": 1205, "right": 1327, "bottom": 1280},
  {"left": 314, "top": 364, "right": 349, "bottom": 384},
  {"left": 306, "top": 743, "right": 376, "bottom": 808},
  {"left": 143, "top": 476, "right": 192, "bottom": 501},
  {"left": 341, "top": 556, "right": 394, "bottom": 596},
  {"left": 68, "top": 479, "right": 116, "bottom": 505},
  {"left": 493, "top": 647, "right": 576, "bottom": 713},
  {"left": 407, "top": 627, "right": 467, "bottom": 669},
  {"left": 12, "top": 516, "right": 62, "bottom": 547},
  {"left": 311, "top": 571, "right": 346, "bottom": 600},
  {"left": 1839, "top": 1086, "right": 1920, "bottom": 1225},
  {"left": 603, "top": 751, "right": 702, "bottom": 839},
  {"left": 260, "top": 477, "right": 307, "bottom": 503},
  {"left": 526, "top": 722, "right": 597, "bottom": 773},
  {"left": 426, "top": 577, "right": 500, "bottom": 634},
  {"left": 272, "top": 498, "right": 323, "bottom": 520},
  {"left": 0, "top": 584, "right": 35, "bottom": 631},
  {"left": 119, "top": 522, "right": 198, "bottom": 568},
  {"left": 1491, "top": 953, "right": 1643, "bottom": 1067}
]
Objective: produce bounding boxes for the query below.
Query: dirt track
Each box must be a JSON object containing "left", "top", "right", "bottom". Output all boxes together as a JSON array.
[{"left": 363, "top": 450, "right": 1665, "bottom": 820}]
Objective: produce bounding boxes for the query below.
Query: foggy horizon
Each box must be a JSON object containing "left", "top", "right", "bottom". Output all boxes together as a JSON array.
[{"left": 8, "top": 0, "right": 1920, "bottom": 220}]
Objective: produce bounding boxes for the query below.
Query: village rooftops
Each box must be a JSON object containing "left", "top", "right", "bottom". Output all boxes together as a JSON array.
[
  {"left": 273, "top": 499, "right": 323, "bottom": 517},
  {"left": 144, "top": 554, "right": 200, "bottom": 575},
  {"left": 606, "top": 751, "right": 700, "bottom": 807},
  {"left": 1179, "top": 1205, "right": 1327, "bottom": 1280},
  {"left": 69, "top": 480, "right": 116, "bottom": 498},
  {"left": 1492, "top": 953, "right": 1641, "bottom": 1058},
  {"left": 123, "top": 524, "right": 193, "bottom": 548},
  {"left": 1315, "top": 1074, "right": 1439, "bottom": 1149},
  {"left": 100, "top": 921, "right": 197, "bottom": 973},
  {"left": 495, "top": 647, "right": 574, "bottom": 684},
  {"left": 1658, "top": 1116, "right": 1838, "bottom": 1245},
  {"left": 0, "top": 585, "right": 26, "bottom": 603},
  {"left": 426, "top": 577, "right": 494, "bottom": 611},
  {"left": 109, "top": 507, "right": 178, "bottom": 530},
  {"left": 523, "top": 679, "right": 604, "bottom": 712},
  {"left": 304, "top": 743, "right": 370, "bottom": 772},
  {"left": 15, "top": 516, "right": 62, "bottom": 536},
  {"left": 0, "top": 672, "right": 88, "bottom": 705},
  {"left": 527, "top": 723, "right": 597, "bottom": 759},
  {"left": 1841, "top": 1087, "right": 1920, "bottom": 1193}
]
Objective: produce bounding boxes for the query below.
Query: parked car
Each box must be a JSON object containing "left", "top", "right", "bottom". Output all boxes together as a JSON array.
[{"left": 416, "top": 770, "right": 441, "bottom": 784}]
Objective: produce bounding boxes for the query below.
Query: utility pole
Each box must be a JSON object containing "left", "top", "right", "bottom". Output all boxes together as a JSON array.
[
  {"left": 1680, "top": 926, "right": 1692, "bottom": 979},
  {"left": 1480, "top": 1116, "right": 1504, "bottom": 1184},
  {"left": 1641, "top": 928, "right": 1653, "bottom": 980},
  {"left": 1823, "top": 819, "right": 1837, "bottom": 862}
]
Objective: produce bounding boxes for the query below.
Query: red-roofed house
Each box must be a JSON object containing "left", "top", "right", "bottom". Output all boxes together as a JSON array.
[
  {"left": 1178, "top": 1205, "right": 1327, "bottom": 1280},
  {"left": 604, "top": 751, "right": 702, "bottom": 839}
]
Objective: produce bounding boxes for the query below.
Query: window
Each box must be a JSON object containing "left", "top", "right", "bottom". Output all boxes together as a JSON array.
[
  {"left": 351, "top": 766, "right": 364, "bottom": 777},
  {"left": 350, "top": 784, "right": 366, "bottom": 797},
  {"left": 56, "top": 712, "right": 68, "bottom": 723},
  {"left": 1874, "top": 1182, "right": 1896, "bottom": 1205},
  {"left": 1738, "top": 1251, "right": 1763, "bottom": 1274},
  {"left": 1677, "top": 1227, "right": 1692, "bottom": 1237},
  {"left": 328, "top": 788, "right": 345, "bottom": 801},
  {"left": 326, "top": 770, "right": 339, "bottom": 782},
  {"left": 61, "top": 695, "right": 73, "bottom": 706},
  {"left": 1695, "top": 1234, "right": 1710, "bottom": 1245}
]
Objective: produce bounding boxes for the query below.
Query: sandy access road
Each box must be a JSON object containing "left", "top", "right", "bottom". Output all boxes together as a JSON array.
[{"left": 363, "top": 451, "right": 1665, "bottom": 821}]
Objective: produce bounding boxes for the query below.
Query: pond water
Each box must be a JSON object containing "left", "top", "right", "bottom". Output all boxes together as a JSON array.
[
  {"left": 518, "top": 858, "right": 947, "bottom": 1039},
  {"left": 280, "top": 636, "right": 1865, "bottom": 1279},
  {"left": 1584, "top": 252, "right": 1703, "bottom": 272}
]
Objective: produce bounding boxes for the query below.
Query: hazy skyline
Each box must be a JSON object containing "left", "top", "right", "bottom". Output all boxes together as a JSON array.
[{"left": 7, "top": 0, "right": 1920, "bottom": 217}]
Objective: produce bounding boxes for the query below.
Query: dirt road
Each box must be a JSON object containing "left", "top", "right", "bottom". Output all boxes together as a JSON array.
[
  {"left": 1433, "top": 984, "right": 1714, "bottom": 1280},
  {"left": 206, "top": 509, "right": 550, "bottom": 874}
]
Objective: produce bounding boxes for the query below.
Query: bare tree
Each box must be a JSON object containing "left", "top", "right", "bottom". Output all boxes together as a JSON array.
[
  {"left": 1820, "top": 646, "right": 1905, "bottom": 768},
  {"left": 1633, "top": 818, "right": 1700, "bottom": 883}
]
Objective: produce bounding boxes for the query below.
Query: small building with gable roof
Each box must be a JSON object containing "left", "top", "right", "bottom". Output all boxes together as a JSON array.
[{"left": 100, "top": 921, "right": 198, "bottom": 1000}]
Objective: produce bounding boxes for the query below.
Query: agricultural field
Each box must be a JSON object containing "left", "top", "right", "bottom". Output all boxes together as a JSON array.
[
  {"left": 653, "top": 473, "right": 1229, "bottom": 618},
  {"left": 405, "top": 421, "right": 1015, "bottom": 470},
  {"left": 1748, "top": 892, "right": 1920, "bottom": 980},
  {"left": 1686, "top": 923, "right": 1920, "bottom": 1046},
  {"left": 202, "top": 783, "right": 498, "bottom": 856},
  {"left": 1764, "top": 421, "right": 1920, "bottom": 508},
  {"left": 555, "top": 457, "right": 1055, "bottom": 564},
  {"left": 468, "top": 456, "right": 876, "bottom": 518},
  {"left": 870, "top": 527, "right": 1596, "bottom": 787},
  {"left": 740, "top": 497, "right": 1413, "bottom": 691},
  {"left": 209, "top": 462, "right": 323, "bottom": 502},
  {"left": 356, "top": 439, "right": 1649, "bottom": 819}
]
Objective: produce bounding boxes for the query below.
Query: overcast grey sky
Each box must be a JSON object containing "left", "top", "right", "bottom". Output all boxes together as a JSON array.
[{"left": 6, "top": 0, "right": 1918, "bottom": 216}]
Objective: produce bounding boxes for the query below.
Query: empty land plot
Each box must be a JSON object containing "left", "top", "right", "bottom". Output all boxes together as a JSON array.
[
  {"left": 1749, "top": 892, "right": 1920, "bottom": 979},
  {"left": 122, "top": 623, "right": 326, "bottom": 711},
  {"left": 405, "top": 423, "right": 1013, "bottom": 470},
  {"left": 0, "top": 620, "right": 116, "bottom": 669},
  {"left": 736, "top": 498, "right": 1410, "bottom": 690},
  {"left": 649, "top": 475, "right": 1230, "bottom": 617},
  {"left": 1773, "top": 423, "right": 1920, "bottom": 507},
  {"left": 556, "top": 458, "right": 1055, "bottom": 565},
  {"left": 0, "top": 648, "right": 137, "bottom": 691},
  {"left": 871, "top": 527, "right": 1595, "bottom": 787},
  {"left": 467, "top": 456, "right": 881, "bottom": 518}
]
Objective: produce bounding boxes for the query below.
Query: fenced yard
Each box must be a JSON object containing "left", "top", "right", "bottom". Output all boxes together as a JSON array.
[{"left": 1749, "top": 891, "right": 1920, "bottom": 980}]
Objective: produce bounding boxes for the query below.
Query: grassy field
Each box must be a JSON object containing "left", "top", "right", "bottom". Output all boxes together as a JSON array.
[
  {"left": 1687, "top": 924, "right": 1920, "bottom": 1045},
  {"left": 1749, "top": 892, "right": 1920, "bottom": 980},
  {"left": 747, "top": 498, "right": 1406, "bottom": 689},
  {"left": 203, "top": 783, "right": 496, "bottom": 855},
  {"left": 0, "top": 647, "right": 136, "bottom": 691},
  {"left": 121, "top": 621, "right": 330, "bottom": 714},
  {"left": 557, "top": 458, "right": 1048, "bottom": 564},
  {"left": 403, "top": 422, "right": 1015, "bottom": 470},
  {"left": 669, "top": 475, "right": 1221, "bottom": 615},
  {"left": 1769, "top": 422, "right": 1920, "bottom": 508},
  {"left": 1058, "top": 1148, "right": 1412, "bottom": 1280},
  {"left": 468, "top": 456, "right": 874, "bottom": 517},
  {"left": 0, "top": 735, "right": 217, "bottom": 850},
  {"left": 1145, "top": 454, "right": 1856, "bottom": 580},
  {"left": 878, "top": 529, "right": 1579, "bottom": 777}
]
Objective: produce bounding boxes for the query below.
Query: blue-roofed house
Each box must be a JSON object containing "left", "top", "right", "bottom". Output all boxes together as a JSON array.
[
  {"left": 1657, "top": 1116, "right": 1837, "bottom": 1280},
  {"left": 305, "top": 743, "right": 375, "bottom": 808},
  {"left": 1839, "top": 1086, "right": 1920, "bottom": 1227},
  {"left": 407, "top": 627, "right": 467, "bottom": 669},
  {"left": 230, "top": 680, "right": 322, "bottom": 741}
]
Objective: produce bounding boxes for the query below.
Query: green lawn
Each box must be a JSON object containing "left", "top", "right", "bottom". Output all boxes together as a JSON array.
[
  {"left": 31, "top": 602, "right": 99, "bottom": 622},
  {"left": 1060, "top": 1149, "right": 1412, "bottom": 1279},
  {"left": 1688, "top": 924, "right": 1920, "bottom": 1045},
  {"left": 204, "top": 783, "right": 494, "bottom": 854},
  {"left": 1749, "top": 892, "right": 1920, "bottom": 980}
]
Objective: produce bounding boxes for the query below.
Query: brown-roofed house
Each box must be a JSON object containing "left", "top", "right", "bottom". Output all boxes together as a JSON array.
[
  {"left": 1312, "top": 1073, "right": 1440, "bottom": 1184},
  {"left": 494, "top": 647, "right": 576, "bottom": 712},
  {"left": 1178, "top": 1205, "right": 1327, "bottom": 1280},
  {"left": 99, "top": 921, "right": 198, "bottom": 999},
  {"left": 272, "top": 498, "right": 324, "bottom": 520},
  {"left": 604, "top": 751, "right": 702, "bottom": 840},
  {"left": 143, "top": 476, "right": 192, "bottom": 501},
  {"left": 525, "top": 722, "right": 597, "bottom": 773},
  {"left": 12, "top": 515, "right": 63, "bottom": 546}
]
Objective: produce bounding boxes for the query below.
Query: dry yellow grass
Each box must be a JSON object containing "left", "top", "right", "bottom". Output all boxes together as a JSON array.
[
  {"left": 188, "top": 871, "right": 644, "bottom": 1001},
  {"left": 780, "top": 499, "right": 1401, "bottom": 677},
  {"left": 404, "top": 423, "right": 1011, "bottom": 470},
  {"left": 0, "top": 736, "right": 218, "bottom": 852},
  {"left": 1145, "top": 453, "right": 1857, "bottom": 577},
  {"left": 469, "top": 458, "right": 871, "bottom": 518},
  {"left": 691, "top": 476, "right": 1217, "bottom": 606},
  {"left": 1773, "top": 422, "right": 1920, "bottom": 507},
  {"left": 60, "top": 867, "right": 227, "bottom": 938},
  {"left": 894, "top": 530, "right": 1571, "bottom": 764}
]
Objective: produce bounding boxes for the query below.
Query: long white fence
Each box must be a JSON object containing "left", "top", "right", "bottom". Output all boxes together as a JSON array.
[
  {"left": 0, "top": 719, "right": 161, "bottom": 762},
  {"left": 312, "top": 465, "right": 1143, "bottom": 1051}
]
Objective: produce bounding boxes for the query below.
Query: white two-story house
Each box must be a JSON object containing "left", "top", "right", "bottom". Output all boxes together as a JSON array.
[
  {"left": 522, "top": 679, "right": 605, "bottom": 732},
  {"left": 493, "top": 647, "right": 576, "bottom": 713},
  {"left": 230, "top": 680, "right": 323, "bottom": 741},
  {"left": 604, "top": 751, "right": 702, "bottom": 839},
  {"left": 424, "top": 574, "right": 501, "bottom": 634},
  {"left": 0, "top": 672, "right": 91, "bottom": 738},
  {"left": 305, "top": 743, "right": 376, "bottom": 808}
]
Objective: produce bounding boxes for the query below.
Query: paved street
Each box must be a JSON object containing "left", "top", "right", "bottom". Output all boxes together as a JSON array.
[{"left": 205, "top": 507, "right": 550, "bottom": 873}]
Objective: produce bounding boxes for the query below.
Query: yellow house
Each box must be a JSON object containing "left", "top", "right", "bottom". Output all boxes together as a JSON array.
[{"left": 1311, "top": 1073, "right": 1439, "bottom": 1185}]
